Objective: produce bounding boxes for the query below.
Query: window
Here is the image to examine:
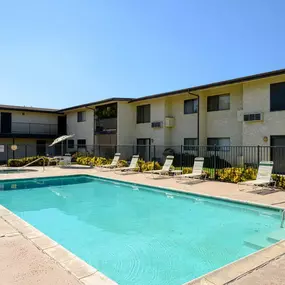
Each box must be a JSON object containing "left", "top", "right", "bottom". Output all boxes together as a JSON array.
[
  {"left": 270, "top": 82, "right": 285, "bottom": 111},
  {"left": 184, "top": 138, "right": 198, "bottom": 151},
  {"left": 184, "top": 99, "right": 198, "bottom": 114},
  {"left": 77, "top": 111, "right": 86, "bottom": 122},
  {"left": 67, "top": 140, "right": 74, "bottom": 149},
  {"left": 207, "top": 137, "right": 230, "bottom": 151},
  {"left": 77, "top": 139, "right": 86, "bottom": 148},
  {"left": 137, "top": 104, "right": 150, "bottom": 124},
  {"left": 207, "top": 94, "right": 230, "bottom": 112}
]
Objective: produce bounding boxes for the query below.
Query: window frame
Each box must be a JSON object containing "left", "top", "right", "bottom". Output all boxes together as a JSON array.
[
  {"left": 77, "top": 139, "right": 86, "bottom": 149},
  {"left": 67, "top": 139, "right": 74, "bottom": 149},
  {"left": 270, "top": 82, "right": 285, "bottom": 112},
  {"left": 184, "top": 138, "right": 198, "bottom": 151},
  {"left": 136, "top": 104, "right": 151, "bottom": 124},
  {"left": 207, "top": 137, "right": 230, "bottom": 151},
  {"left": 184, "top": 99, "right": 198, "bottom": 115},
  {"left": 207, "top": 94, "right": 230, "bottom": 112},
  {"left": 77, "top": 111, "right": 86, "bottom": 122}
]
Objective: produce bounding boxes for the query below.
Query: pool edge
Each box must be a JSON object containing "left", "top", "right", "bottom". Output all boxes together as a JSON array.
[
  {"left": 0, "top": 204, "right": 118, "bottom": 285},
  {"left": 1, "top": 172, "right": 285, "bottom": 285}
]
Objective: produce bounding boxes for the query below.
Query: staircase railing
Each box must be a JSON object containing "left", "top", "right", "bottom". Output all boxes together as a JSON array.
[{"left": 21, "top": 157, "right": 46, "bottom": 171}]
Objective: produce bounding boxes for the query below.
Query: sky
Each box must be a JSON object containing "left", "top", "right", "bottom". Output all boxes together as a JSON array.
[{"left": 0, "top": 0, "right": 285, "bottom": 109}]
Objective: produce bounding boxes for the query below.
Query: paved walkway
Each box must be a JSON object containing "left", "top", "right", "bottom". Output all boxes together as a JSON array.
[
  {"left": 1, "top": 166, "right": 285, "bottom": 285},
  {"left": 0, "top": 218, "right": 82, "bottom": 285}
]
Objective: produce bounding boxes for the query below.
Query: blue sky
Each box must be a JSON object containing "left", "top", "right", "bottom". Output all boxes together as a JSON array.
[{"left": 1, "top": 0, "right": 285, "bottom": 109}]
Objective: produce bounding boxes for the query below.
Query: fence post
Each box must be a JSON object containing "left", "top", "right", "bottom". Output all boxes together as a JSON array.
[
  {"left": 153, "top": 145, "right": 156, "bottom": 170},
  {"left": 180, "top": 145, "right": 183, "bottom": 170},
  {"left": 98, "top": 145, "right": 101, "bottom": 157},
  {"left": 214, "top": 144, "right": 217, "bottom": 180},
  {"left": 257, "top": 145, "right": 260, "bottom": 164},
  {"left": 25, "top": 145, "right": 27, "bottom": 158}
]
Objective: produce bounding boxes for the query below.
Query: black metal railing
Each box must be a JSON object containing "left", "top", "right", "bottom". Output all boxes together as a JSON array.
[
  {"left": 2, "top": 144, "right": 285, "bottom": 177},
  {"left": 0, "top": 122, "right": 58, "bottom": 135}
]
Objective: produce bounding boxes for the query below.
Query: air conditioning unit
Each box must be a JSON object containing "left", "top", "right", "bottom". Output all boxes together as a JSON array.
[
  {"left": 151, "top": 121, "right": 163, "bottom": 128},
  {"left": 165, "top": 117, "right": 175, "bottom": 128},
  {"left": 243, "top": 112, "right": 263, "bottom": 122}
]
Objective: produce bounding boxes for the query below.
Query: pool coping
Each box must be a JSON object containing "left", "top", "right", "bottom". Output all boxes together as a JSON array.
[
  {"left": 0, "top": 204, "right": 118, "bottom": 285},
  {"left": 1, "top": 172, "right": 285, "bottom": 285}
]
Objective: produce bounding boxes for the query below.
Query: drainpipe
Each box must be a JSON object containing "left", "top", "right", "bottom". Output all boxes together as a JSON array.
[
  {"left": 187, "top": 90, "right": 200, "bottom": 145},
  {"left": 85, "top": 106, "right": 96, "bottom": 154}
]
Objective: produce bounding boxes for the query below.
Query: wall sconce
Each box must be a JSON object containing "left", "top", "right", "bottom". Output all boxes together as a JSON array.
[{"left": 263, "top": 136, "right": 268, "bottom": 143}]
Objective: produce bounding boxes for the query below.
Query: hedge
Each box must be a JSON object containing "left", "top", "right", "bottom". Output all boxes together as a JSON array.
[{"left": 8, "top": 156, "right": 57, "bottom": 167}]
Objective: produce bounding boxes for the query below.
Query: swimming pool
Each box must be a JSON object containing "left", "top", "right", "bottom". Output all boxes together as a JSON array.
[{"left": 0, "top": 175, "right": 282, "bottom": 285}]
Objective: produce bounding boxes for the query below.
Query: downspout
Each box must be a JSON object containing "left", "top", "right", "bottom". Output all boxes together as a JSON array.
[{"left": 187, "top": 90, "right": 200, "bottom": 145}]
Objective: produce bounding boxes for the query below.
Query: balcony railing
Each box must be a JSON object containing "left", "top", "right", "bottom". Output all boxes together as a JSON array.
[
  {"left": 95, "top": 118, "right": 117, "bottom": 134},
  {"left": 0, "top": 122, "right": 58, "bottom": 136}
]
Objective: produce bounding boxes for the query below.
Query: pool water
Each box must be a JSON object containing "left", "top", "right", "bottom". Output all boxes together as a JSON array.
[{"left": 0, "top": 175, "right": 281, "bottom": 285}]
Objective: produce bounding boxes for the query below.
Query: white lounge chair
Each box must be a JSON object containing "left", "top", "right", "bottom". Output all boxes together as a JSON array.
[
  {"left": 145, "top": 155, "right": 174, "bottom": 177},
  {"left": 97, "top": 153, "right": 121, "bottom": 169},
  {"left": 54, "top": 155, "right": 72, "bottom": 168},
  {"left": 115, "top": 155, "right": 139, "bottom": 173},
  {"left": 176, "top": 157, "right": 205, "bottom": 181},
  {"left": 238, "top": 161, "right": 275, "bottom": 191}
]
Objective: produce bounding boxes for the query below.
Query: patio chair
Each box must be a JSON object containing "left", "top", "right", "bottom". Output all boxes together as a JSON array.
[
  {"left": 145, "top": 155, "right": 174, "bottom": 177},
  {"left": 176, "top": 157, "right": 205, "bottom": 181},
  {"left": 57, "top": 155, "right": 72, "bottom": 168},
  {"left": 97, "top": 153, "right": 121, "bottom": 169},
  {"left": 238, "top": 161, "right": 275, "bottom": 191},
  {"left": 115, "top": 155, "right": 140, "bottom": 174}
]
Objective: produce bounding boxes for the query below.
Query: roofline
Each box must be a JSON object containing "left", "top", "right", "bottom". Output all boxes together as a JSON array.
[
  {"left": 128, "top": 68, "right": 285, "bottom": 103},
  {"left": 58, "top": 97, "right": 132, "bottom": 112},
  {"left": 0, "top": 105, "right": 61, "bottom": 114}
]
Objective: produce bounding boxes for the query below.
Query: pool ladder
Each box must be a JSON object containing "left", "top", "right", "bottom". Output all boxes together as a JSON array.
[
  {"left": 281, "top": 210, "right": 285, "bottom": 228},
  {"left": 21, "top": 157, "right": 46, "bottom": 171}
]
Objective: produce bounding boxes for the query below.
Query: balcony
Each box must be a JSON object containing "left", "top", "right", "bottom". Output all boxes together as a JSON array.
[
  {"left": 0, "top": 122, "right": 58, "bottom": 138},
  {"left": 95, "top": 118, "right": 117, "bottom": 134}
]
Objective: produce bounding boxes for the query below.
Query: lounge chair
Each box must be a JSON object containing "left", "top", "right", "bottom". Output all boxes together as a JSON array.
[
  {"left": 238, "top": 161, "right": 275, "bottom": 191},
  {"left": 145, "top": 155, "right": 174, "bottom": 177},
  {"left": 53, "top": 155, "right": 72, "bottom": 167},
  {"left": 97, "top": 153, "right": 121, "bottom": 169},
  {"left": 176, "top": 157, "right": 205, "bottom": 181},
  {"left": 115, "top": 155, "right": 139, "bottom": 173}
]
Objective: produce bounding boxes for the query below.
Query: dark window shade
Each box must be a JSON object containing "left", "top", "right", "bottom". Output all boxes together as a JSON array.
[
  {"left": 207, "top": 94, "right": 230, "bottom": 112},
  {"left": 184, "top": 99, "right": 198, "bottom": 114},
  {"left": 68, "top": 140, "right": 74, "bottom": 148},
  {"left": 270, "top": 82, "right": 285, "bottom": 111},
  {"left": 137, "top": 104, "right": 150, "bottom": 123},
  {"left": 77, "top": 139, "right": 86, "bottom": 148}
]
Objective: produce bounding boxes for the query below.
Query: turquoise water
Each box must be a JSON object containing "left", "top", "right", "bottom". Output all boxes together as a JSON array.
[{"left": 0, "top": 175, "right": 281, "bottom": 285}]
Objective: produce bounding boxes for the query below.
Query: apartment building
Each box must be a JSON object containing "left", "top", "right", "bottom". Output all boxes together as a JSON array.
[
  {"left": 1, "top": 68, "right": 285, "bottom": 166},
  {"left": 0, "top": 105, "right": 67, "bottom": 162}
]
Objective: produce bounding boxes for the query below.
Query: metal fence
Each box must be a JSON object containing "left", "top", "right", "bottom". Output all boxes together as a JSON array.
[{"left": 1, "top": 143, "right": 285, "bottom": 177}]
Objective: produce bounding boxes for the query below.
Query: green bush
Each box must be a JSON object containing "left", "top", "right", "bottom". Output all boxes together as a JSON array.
[
  {"left": 272, "top": 174, "right": 285, "bottom": 189},
  {"left": 8, "top": 156, "right": 57, "bottom": 167},
  {"left": 217, "top": 167, "right": 257, "bottom": 183}
]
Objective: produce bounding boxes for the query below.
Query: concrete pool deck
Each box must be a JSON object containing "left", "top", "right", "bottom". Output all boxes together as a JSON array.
[{"left": 1, "top": 165, "right": 285, "bottom": 285}]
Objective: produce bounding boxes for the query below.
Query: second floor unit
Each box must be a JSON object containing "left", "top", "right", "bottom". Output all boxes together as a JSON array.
[{"left": 0, "top": 105, "right": 67, "bottom": 139}]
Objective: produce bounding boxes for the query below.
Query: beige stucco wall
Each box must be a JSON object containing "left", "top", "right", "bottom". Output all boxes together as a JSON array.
[
  {"left": 242, "top": 75, "right": 285, "bottom": 146},
  {"left": 65, "top": 108, "right": 94, "bottom": 151},
  {"left": 167, "top": 93, "right": 198, "bottom": 146},
  {"left": 132, "top": 98, "right": 166, "bottom": 146},
  {"left": 204, "top": 84, "right": 243, "bottom": 146},
  {"left": 117, "top": 102, "right": 135, "bottom": 145}
]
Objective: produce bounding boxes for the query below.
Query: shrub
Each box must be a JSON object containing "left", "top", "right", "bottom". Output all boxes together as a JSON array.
[
  {"left": 8, "top": 156, "right": 56, "bottom": 167},
  {"left": 117, "top": 160, "right": 128, "bottom": 168},
  {"left": 217, "top": 167, "right": 257, "bottom": 183},
  {"left": 272, "top": 174, "right": 285, "bottom": 189}
]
